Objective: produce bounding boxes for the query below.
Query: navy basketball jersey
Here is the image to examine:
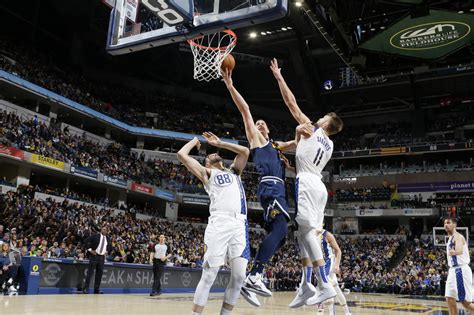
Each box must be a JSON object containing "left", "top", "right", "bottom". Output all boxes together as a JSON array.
[{"left": 251, "top": 141, "right": 285, "bottom": 180}]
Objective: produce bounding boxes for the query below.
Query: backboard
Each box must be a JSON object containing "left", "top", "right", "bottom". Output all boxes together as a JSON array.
[
  {"left": 106, "top": 0, "right": 288, "bottom": 55},
  {"left": 433, "top": 226, "right": 469, "bottom": 247}
]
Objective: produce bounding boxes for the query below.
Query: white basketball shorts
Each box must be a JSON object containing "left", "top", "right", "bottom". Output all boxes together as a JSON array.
[
  {"left": 295, "top": 172, "right": 328, "bottom": 231},
  {"left": 203, "top": 213, "right": 249, "bottom": 268},
  {"left": 445, "top": 265, "right": 473, "bottom": 302}
]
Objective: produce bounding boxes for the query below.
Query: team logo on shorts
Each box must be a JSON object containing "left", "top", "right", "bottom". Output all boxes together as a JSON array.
[{"left": 270, "top": 209, "right": 280, "bottom": 218}]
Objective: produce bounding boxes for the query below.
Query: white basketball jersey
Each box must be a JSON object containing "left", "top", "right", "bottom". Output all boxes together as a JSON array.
[
  {"left": 447, "top": 234, "right": 470, "bottom": 267},
  {"left": 296, "top": 127, "right": 333, "bottom": 178},
  {"left": 204, "top": 168, "right": 247, "bottom": 216}
]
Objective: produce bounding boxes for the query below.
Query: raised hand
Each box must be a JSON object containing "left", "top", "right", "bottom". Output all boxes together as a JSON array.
[
  {"left": 202, "top": 132, "right": 222, "bottom": 147},
  {"left": 296, "top": 122, "right": 314, "bottom": 138},
  {"left": 221, "top": 68, "right": 233, "bottom": 87},
  {"left": 192, "top": 137, "right": 201, "bottom": 151},
  {"left": 270, "top": 58, "right": 282, "bottom": 79}
]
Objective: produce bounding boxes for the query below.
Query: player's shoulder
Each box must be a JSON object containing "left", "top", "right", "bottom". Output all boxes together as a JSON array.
[{"left": 455, "top": 231, "right": 466, "bottom": 241}]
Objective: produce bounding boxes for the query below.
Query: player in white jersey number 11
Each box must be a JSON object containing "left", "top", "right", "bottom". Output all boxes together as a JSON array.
[{"left": 270, "top": 58, "right": 344, "bottom": 307}]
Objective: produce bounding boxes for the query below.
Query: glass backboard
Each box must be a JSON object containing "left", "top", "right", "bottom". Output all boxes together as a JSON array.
[{"left": 106, "top": 0, "right": 288, "bottom": 55}]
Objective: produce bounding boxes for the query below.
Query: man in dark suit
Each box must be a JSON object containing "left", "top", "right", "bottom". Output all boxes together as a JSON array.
[{"left": 83, "top": 226, "right": 112, "bottom": 294}]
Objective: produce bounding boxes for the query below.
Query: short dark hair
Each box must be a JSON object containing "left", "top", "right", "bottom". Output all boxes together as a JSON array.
[{"left": 444, "top": 217, "right": 458, "bottom": 225}]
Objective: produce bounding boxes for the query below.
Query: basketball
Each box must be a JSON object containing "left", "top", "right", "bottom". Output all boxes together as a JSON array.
[{"left": 221, "top": 54, "right": 236, "bottom": 71}]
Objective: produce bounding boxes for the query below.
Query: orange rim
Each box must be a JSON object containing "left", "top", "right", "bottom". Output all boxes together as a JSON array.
[{"left": 187, "top": 30, "right": 237, "bottom": 51}]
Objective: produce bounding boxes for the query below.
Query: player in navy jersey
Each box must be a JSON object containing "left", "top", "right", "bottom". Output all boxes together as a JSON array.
[{"left": 222, "top": 69, "right": 296, "bottom": 299}]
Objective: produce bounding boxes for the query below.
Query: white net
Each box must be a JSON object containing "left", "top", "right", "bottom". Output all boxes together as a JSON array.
[{"left": 188, "top": 30, "right": 237, "bottom": 82}]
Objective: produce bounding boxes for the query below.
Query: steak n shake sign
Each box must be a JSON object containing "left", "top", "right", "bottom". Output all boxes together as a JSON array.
[{"left": 361, "top": 10, "right": 474, "bottom": 59}]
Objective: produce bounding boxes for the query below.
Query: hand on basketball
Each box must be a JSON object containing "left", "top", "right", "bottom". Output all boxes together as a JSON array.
[
  {"left": 270, "top": 58, "right": 282, "bottom": 79},
  {"left": 221, "top": 68, "right": 233, "bottom": 87},
  {"left": 202, "top": 132, "right": 222, "bottom": 147}
]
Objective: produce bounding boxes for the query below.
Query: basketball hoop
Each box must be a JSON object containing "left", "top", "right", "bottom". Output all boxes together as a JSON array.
[{"left": 188, "top": 30, "right": 237, "bottom": 82}]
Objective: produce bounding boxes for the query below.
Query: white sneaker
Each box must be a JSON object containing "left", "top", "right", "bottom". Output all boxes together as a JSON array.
[
  {"left": 240, "top": 286, "right": 261, "bottom": 307},
  {"left": 306, "top": 285, "right": 336, "bottom": 305},
  {"left": 8, "top": 285, "right": 18, "bottom": 296},
  {"left": 288, "top": 283, "right": 317, "bottom": 308},
  {"left": 244, "top": 273, "right": 272, "bottom": 297}
]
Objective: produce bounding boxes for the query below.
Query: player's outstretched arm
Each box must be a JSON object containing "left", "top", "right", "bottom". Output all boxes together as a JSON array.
[
  {"left": 222, "top": 69, "right": 266, "bottom": 148},
  {"left": 270, "top": 58, "right": 311, "bottom": 125},
  {"left": 326, "top": 231, "right": 342, "bottom": 274},
  {"left": 203, "top": 131, "right": 249, "bottom": 175},
  {"left": 274, "top": 139, "right": 296, "bottom": 152},
  {"left": 177, "top": 137, "right": 209, "bottom": 184}
]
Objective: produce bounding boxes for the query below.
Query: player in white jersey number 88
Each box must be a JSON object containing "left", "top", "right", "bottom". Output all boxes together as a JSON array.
[
  {"left": 270, "top": 58, "right": 344, "bottom": 307},
  {"left": 177, "top": 131, "right": 252, "bottom": 315}
]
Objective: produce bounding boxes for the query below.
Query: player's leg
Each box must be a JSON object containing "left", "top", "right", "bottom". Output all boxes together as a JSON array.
[
  {"left": 245, "top": 212, "right": 287, "bottom": 296},
  {"left": 301, "top": 227, "right": 336, "bottom": 305},
  {"left": 221, "top": 257, "right": 248, "bottom": 314},
  {"left": 445, "top": 268, "right": 458, "bottom": 315},
  {"left": 192, "top": 263, "right": 220, "bottom": 314},
  {"left": 333, "top": 280, "right": 352, "bottom": 315},
  {"left": 289, "top": 231, "right": 317, "bottom": 308},
  {"left": 459, "top": 265, "right": 474, "bottom": 313},
  {"left": 193, "top": 218, "right": 230, "bottom": 314},
  {"left": 446, "top": 297, "right": 458, "bottom": 315}
]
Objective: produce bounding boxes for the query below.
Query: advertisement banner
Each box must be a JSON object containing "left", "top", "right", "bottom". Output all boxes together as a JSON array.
[
  {"left": 155, "top": 188, "right": 176, "bottom": 201},
  {"left": 182, "top": 195, "right": 210, "bottom": 205},
  {"left": 0, "top": 144, "right": 24, "bottom": 160},
  {"left": 131, "top": 182, "right": 153, "bottom": 194},
  {"left": 398, "top": 181, "right": 474, "bottom": 192},
  {"left": 103, "top": 175, "right": 127, "bottom": 187},
  {"left": 403, "top": 208, "right": 433, "bottom": 216},
  {"left": 355, "top": 209, "right": 384, "bottom": 217},
  {"left": 32, "top": 259, "right": 230, "bottom": 293},
  {"left": 124, "top": 0, "right": 139, "bottom": 23},
  {"left": 31, "top": 154, "right": 65, "bottom": 171},
  {"left": 70, "top": 165, "right": 98, "bottom": 180},
  {"left": 360, "top": 10, "right": 474, "bottom": 60}
]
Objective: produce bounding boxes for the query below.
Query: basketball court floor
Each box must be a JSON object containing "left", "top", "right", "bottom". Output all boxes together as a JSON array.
[{"left": 1, "top": 292, "right": 460, "bottom": 314}]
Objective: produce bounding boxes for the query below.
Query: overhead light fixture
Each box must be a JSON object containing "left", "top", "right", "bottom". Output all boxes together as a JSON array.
[
  {"left": 458, "top": 10, "right": 464, "bottom": 13},
  {"left": 249, "top": 32, "right": 257, "bottom": 38},
  {"left": 266, "top": 31, "right": 272, "bottom": 35},
  {"left": 281, "top": 27, "right": 288, "bottom": 31},
  {"left": 380, "top": 26, "right": 386, "bottom": 30},
  {"left": 260, "top": 32, "right": 267, "bottom": 35},
  {"left": 295, "top": 1, "right": 302, "bottom": 7}
]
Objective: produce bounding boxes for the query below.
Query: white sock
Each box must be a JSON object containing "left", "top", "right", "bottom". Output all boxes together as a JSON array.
[
  {"left": 220, "top": 308, "right": 232, "bottom": 315},
  {"left": 191, "top": 312, "right": 201, "bottom": 315}
]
